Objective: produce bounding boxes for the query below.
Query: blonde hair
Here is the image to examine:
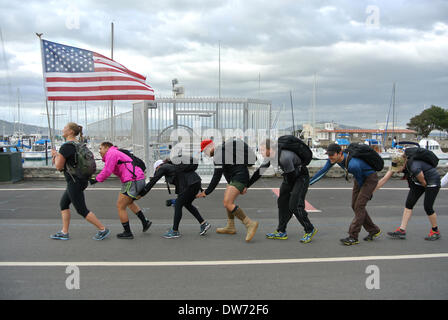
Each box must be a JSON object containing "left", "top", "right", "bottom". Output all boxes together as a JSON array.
[{"left": 66, "top": 122, "right": 84, "bottom": 142}]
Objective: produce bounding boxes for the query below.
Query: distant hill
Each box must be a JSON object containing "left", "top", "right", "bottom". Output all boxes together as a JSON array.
[
  {"left": 0, "top": 119, "right": 60, "bottom": 136},
  {"left": 282, "top": 122, "right": 362, "bottom": 131}
]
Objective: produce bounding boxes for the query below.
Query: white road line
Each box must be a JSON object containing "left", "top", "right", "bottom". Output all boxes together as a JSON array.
[
  {"left": 1, "top": 253, "right": 448, "bottom": 267},
  {"left": 1, "top": 187, "right": 446, "bottom": 191}
]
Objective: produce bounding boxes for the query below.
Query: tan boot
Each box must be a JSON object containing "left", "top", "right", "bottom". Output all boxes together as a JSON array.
[
  {"left": 216, "top": 210, "right": 237, "bottom": 234},
  {"left": 233, "top": 207, "right": 259, "bottom": 242}
]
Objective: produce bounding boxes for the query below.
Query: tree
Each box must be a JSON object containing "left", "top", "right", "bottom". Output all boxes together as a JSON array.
[{"left": 407, "top": 105, "right": 448, "bottom": 137}]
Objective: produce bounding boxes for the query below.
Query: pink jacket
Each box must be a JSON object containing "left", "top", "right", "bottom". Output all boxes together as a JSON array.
[{"left": 96, "top": 146, "right": 145, "bottom": 183}]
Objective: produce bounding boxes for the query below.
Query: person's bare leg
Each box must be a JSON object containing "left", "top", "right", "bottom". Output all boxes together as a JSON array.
[
  {"left": 224, "top": 185, "right": 258, "bottom": 242},
  {"left": 61, "top": 209, "right": 71, "bottom": 234},
  {"left": 128, "top": 201, "right": 140, "bottom": 214},
  {"left": 223, "top": 185, "right": 240, "bottom": 213},
  {"left": 399, "top": 208, "right": 413, "bottom": 231},
  {"left": 428, "top": 213, "right": 438, "bottom": 228},
  {"left": 85, "top": 212, "right": 105, "bottom": 230},
  {"left": 117, "top": 194, "right": 133, "bottom": 223}
]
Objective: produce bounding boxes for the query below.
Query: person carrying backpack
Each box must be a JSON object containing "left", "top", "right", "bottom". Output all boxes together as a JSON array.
[
  {"left": 50, "top": 122, "right": 110, "bottom": 241},
  {"left": 377, "top": 148, "right": 441, "bottom": 241},
  {"left": 248, "top": 137, "right": 318, "bottom": 243},
  {"left": 139, "top": 157, "right": 211, "bottom": 238},
  {"left": 309, "top": 143, "right": 382, "bottom": 245},
  {"left": 89, "top": 142, "right": 152, "bottom": 239},
  {"left": 196, "top": 138, "right": 259, "bottom": 242}
]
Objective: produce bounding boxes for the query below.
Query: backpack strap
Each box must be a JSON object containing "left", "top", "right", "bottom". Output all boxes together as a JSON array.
[
  {"left": 344, "top": 152, "right": 351, "bottom": 182},
  {"left": 117, "top": 152, "right": 137, "bottom": 179}
]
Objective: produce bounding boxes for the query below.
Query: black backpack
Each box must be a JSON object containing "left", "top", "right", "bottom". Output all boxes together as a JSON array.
[
  {"left": 164, "top": 156, "right": 199, "bottom": 194},
  {"left": 404, "top": 147, "right": 439, "bottom": 168},
  {"left": 215, "top": 139, "right": 257, "bottom": 166},
  {"left": 117, "top": 149, "right": 146, "bottom": 178},
  {"left": 344, "top": 143, "right": 384, "bottom": 171},
  {"left": 277, "top": 135, "right": 312, "bottom": 166}
]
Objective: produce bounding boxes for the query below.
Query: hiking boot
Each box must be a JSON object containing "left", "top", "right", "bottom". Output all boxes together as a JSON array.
[
  {"left": 340, "top": 237, "right": 359, "bottom": 246},
  {"left": 233, "top": 207, "right": 258, "bottom": 242},
  {"left": 142, "top": 219, "right": 152, "bottom": 232},
  {"left": 387, "top": 227, "right": 406, "bottom": 239},
  {"left": 266, "top": 231, "right": 288, "bottom": 240},
  {"left": 216, "top": 211, "right": 236, "bottom": 234},
  {"left": 300, "top": 228, "right": 318, "bottom": 243},
  {"left": 117, "top": 230, "right": 134, "bottom": 239},
  {"left": 363, "top": 230, "right": 382, "bottom": 241},
  {"left": 50, "top": 231, "right": 70, "bottom": 240},
  {"left": 242, "top": 217, "right": 258, "bottom": 242},
  {"left": 93, "top": 228, "right": 110, "bottom": 240},
  {"left": 424, "top": 229, "right": 441, "bottom": 241},
  {"left": 200, "top": 221, "right": 211, "bottom": 236},
  {"left": 163, "top": 229, "right": 181, "bottom": 239}
]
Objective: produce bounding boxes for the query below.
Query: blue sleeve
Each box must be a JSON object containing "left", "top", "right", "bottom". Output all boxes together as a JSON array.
[
  {"left": 309, "top": 159, "right": 333, "bottom": 185},
  {"left": 349, "top": 160, "right": 365, "bottom": 187}
]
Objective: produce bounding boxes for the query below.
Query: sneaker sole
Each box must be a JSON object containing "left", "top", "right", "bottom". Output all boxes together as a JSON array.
[
  {"left": 117, "top": 235, "right": 134, "bottom": 239},
  {"left": 301, "top": 229, "right": 318, "bottom": 243},
  {"left": 163, "top": 235, "right": 181, "bottom": 239},
  {"left": 50, "top": 237, "right": 70, "bottom": 240},
  {"left": 340, "top": 240, "right": 359, "bottom": 246},
  {"left": 387, "top": 233, "right": 406, "bottom": 240},
  {"left": 266, "top": 236, "right": 288, "bottom": 240},
  {"left": 364, "top": 230, "right": 382, "bottom": 241},
  {"left": 93, "top": 229, "right": 111, "bottom": 241},
  {"left": 200, "top": 224, "right": 211, "bottom": 236},
  {"left": 424, "top": 235, "right": 441, "bottom": 241}
]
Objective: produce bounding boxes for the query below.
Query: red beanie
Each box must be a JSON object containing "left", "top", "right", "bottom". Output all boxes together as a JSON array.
[{"left": 201, "top": 139, "right": 213, "bottom": 152}]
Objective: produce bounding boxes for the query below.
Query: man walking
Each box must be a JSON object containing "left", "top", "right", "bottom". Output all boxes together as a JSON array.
[{"left": 310, "top": 143, "right": 381, "bottom": 245}]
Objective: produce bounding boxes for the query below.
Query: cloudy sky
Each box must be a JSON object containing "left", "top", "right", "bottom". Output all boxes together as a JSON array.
[{"left": 0, "top": 0, "right": 447, "bottom": 130}]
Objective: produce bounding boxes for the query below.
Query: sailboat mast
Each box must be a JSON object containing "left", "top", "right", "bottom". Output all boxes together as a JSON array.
[{"left": 290, "top": 90, "right": 295, "bottom": 135}]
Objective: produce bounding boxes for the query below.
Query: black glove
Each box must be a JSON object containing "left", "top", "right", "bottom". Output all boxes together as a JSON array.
[{"left": 89, "top": 178, "right": 98, "bottom": 185}]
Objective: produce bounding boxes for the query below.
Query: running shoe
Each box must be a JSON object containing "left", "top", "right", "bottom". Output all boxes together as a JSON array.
[
  {"left": 424, "top": 229, "right": 441, "bottom": 241},
  {"left": 142, "top": 219, "right": 152, "bottom": 232},
  {"left": 200, "top": 221, "right": 211, "bottom": 236},
  {"left": 300, "top": 228, "right": 318, "bottom": 243},
  {"left": 363, "top": 230, "right": 382, "bottom": 241},
  {"left": 387, "top": 227, "right": 406, "bottom": 239},
  {"left": 266, "top": 231, "right": 288, "bottom": 240},
  {"left": 92, "top": 228, "right": 110, "bottom": 240},
  {"left": 117, "top": 231, "right": 134, "bottom": 239},
  {"left": 163, "top": 229, "right": 181, "bottom": 239},
  {"left": 340, "top": 237, "right": 359, "bottom": 246},
  {"left": 50, "top": 231, "right": 70, "bottom": 240}
]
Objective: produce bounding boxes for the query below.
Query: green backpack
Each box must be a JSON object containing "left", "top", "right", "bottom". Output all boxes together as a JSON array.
[{"left": 65, "top": 141, "right": 97, "bottom": 180}]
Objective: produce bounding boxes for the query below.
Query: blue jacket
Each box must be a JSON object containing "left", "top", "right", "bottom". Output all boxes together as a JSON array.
[{"left": 309, "top": 154, "right": 375, "bottom": 187}]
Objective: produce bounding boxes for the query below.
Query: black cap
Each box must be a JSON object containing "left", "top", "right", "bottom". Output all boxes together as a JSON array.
[{"left": 326, "top": 143, "right": 342, "bottom": 155}]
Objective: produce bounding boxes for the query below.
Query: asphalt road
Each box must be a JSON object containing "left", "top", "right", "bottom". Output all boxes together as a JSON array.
[{"left": 0, "top": 178, "right": 447, "bottom": 300}]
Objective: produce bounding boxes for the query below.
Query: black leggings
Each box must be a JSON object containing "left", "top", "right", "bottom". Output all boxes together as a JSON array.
[
  {"left": 277, "top": 174, "right": 314, "bottom": 233},
  {"left": 405, "top": 183, "right": 440, "bottom": 216},
  {"left": 60, "top": 179, "right": 90, "bottom": 218},
  {"left": 173, "top": 182, "right": 204, "bottom": 231}
]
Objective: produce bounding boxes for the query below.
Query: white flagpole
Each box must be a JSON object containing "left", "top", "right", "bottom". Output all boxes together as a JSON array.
[{"left": 36, "top": 33, "right": 54, "bottom": 149}]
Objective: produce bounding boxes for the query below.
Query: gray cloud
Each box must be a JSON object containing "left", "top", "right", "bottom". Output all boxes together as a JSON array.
[{"left": 0, "top": 0, "right": 447, "bottom": 131}]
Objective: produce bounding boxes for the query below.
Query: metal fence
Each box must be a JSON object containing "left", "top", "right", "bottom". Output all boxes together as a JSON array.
[{"left": 88, "top": 97, "right": 272, "bottom": 176}]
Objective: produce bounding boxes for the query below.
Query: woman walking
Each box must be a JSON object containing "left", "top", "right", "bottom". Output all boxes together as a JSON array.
[
  {"left": 51, "top": 122, "right": 110, "bottom": 241},
  {"left": 139, "top": 158, "right": 210, "bottom": 238},
  {"left": 90, "top": 142, "right": 152, "bottom": 239}
]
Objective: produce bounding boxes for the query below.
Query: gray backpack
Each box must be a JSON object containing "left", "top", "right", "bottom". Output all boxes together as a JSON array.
[{"left": 65, "top": 141, "right": 96, "bottom": 180}]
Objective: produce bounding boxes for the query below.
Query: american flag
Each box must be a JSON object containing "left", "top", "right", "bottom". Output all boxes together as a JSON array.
[{"left": 41, "top": 39, "right": 155, "bottom": 101}]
